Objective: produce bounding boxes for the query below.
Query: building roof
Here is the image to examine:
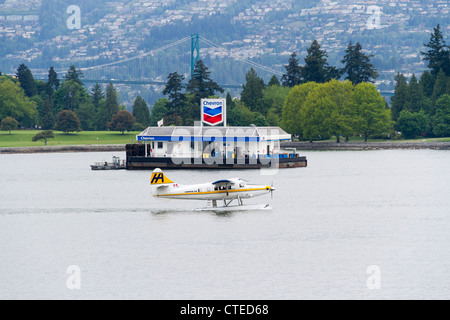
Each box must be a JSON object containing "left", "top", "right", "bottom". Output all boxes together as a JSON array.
[{"left": 137, "top": 126, "right": 291, "bottom": 142}]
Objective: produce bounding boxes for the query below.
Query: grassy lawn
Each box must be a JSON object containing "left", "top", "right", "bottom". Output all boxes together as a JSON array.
[
  {"left": 2, "top": 131, "right": 449, "bottom": 148},
  {"left": 0, "top": 131, "right": 141, "bottom": 148}
]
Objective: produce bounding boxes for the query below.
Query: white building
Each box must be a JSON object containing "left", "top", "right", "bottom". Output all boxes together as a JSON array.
[{"left": 136, "top": 126, "right": 292, "bottom": 160}]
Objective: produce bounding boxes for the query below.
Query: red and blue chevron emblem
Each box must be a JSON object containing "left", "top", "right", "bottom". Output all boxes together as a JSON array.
[
  {"left": 202, "top": 101, "right": 224, "bottom": 126},
  {"left": 203, "top": 113, "right": 223, "bottom": 124}
]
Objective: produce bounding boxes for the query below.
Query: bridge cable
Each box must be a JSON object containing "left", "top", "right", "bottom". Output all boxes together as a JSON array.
[
  {"left": 80, "top": 36, "right": 192, "bottom": 71},
  {"left": 198, "top": 36, "right": 284, "bottom": 76}
]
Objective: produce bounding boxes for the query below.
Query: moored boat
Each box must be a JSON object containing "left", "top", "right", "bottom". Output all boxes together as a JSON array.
[{"left": 91, "top": 156, "right": 126, "bottom": 170}]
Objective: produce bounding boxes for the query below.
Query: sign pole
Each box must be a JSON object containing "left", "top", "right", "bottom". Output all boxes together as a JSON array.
[{"left": 223, "top": 98, "right": 227, "bottom": 127}]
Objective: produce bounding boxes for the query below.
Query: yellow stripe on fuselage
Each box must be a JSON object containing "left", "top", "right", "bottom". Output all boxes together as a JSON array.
[{"left": 155, "top": 187, "right": 269, "bottom": 197}]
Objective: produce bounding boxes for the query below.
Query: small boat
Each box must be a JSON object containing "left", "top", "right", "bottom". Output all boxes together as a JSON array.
[{"left": 91, "top": 156, "right": 126, "bottom": 170}]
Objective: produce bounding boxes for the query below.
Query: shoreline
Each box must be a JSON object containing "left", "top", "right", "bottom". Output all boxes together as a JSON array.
[
  {"left": 0, "top": 144, "right": 126, "bottom": 154},
  {"left": 1, "top": 141, "right": 450, "bottom": 154},
  {"left": 282, "top": 141, "right": 450, "bottom": 150}
]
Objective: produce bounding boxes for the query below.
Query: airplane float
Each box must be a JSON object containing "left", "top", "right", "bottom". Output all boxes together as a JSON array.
[{"left": 150, "top": 168, "right": 275, "bottom": 210}]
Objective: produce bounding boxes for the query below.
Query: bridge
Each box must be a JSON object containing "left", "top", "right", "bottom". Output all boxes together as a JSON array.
[
  {"left": 34, "top": 34, "right": 283, "bottom": 90},
  {"left": 79, "top": 79, "right": 243, "bottom": 90},
  {"left": 32, "top": 34, "right": 394, "bottom": 97}
]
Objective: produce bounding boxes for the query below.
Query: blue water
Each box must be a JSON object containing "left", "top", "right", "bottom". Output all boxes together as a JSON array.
[{"left": 0, "top": 150, "right": 449, "bottom": 299}]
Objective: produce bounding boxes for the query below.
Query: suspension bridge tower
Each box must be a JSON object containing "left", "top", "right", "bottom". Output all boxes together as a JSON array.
[{"left": 191, "top": 33, "right": 200, "bottom": 78}]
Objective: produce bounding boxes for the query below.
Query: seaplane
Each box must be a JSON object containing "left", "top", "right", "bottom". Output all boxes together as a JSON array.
[{"left": 150, "top": 168, "right": 275, "bottom": 211}]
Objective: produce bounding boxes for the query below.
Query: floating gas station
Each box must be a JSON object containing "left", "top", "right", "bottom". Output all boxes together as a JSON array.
[{"left": 125, "top": 99, "right": 307, "bottom": 169}]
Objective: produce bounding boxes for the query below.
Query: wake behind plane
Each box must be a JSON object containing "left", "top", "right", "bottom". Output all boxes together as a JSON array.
[{"left": 150, "top": 168, "right": 275, "bottom": 209}]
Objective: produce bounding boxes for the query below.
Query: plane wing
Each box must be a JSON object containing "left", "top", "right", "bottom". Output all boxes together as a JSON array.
[
  {"left": 212, "top": 180, "right": 235, "bottom": 186},
  {"left": 153, "top": 184, "right": 170, "bottom": 189}
]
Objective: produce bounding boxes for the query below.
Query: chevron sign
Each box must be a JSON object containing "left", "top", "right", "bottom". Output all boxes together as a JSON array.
[{"left": 201, "top": 99, "right": 226, "bottom": 126}]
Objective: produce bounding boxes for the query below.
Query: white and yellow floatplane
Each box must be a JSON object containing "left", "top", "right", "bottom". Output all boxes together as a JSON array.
[{"left": 150, "top": 168, "right": 275, "bottom": 211}]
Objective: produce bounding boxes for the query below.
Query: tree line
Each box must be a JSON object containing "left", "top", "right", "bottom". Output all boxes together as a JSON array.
[
  {"left": 278, "top": 24, "right": 449, "bottom": 141},
  {"left": 390, "top": 24, "right": 450, "bottom": 138},
  {"left": 153, "top": 37, "right": 380, "bottom": 131},
  {"left": 0, "top": 64, "right": 151, "bottom": 134}
]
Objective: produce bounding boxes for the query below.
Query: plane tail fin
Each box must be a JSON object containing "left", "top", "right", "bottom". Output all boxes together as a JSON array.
[{"left": 150, "top": 168, "right": 174, "bottom": 185}]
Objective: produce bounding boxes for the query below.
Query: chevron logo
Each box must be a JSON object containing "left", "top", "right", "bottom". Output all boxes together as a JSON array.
[
  {"left": 203, "top": 113, "right": 223, "bottom": 124},
  {"left": 203, "top": 106, "right": 222, "bottom": 117},
  {"left": 202, "top": 99, "right": 225, "bottom": 126}
]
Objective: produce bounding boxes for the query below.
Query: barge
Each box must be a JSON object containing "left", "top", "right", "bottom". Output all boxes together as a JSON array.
[{"left": 126, "top": 126, "right": 307, "bottom": 170}]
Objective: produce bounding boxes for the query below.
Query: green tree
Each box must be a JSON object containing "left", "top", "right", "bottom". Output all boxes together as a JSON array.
[
  {"left": 266, "top": 108, "right": 280, "bottom": 126},
  {"left": 53, "top": 65, "right": 91, "bottom": 114},
  {"left": 90, "top": 83, "right": 105, "bottom": 111},
  {"left": 431, "top": 69, "right": 449, "bottom": 114},
  {"left": 405, "top": 74, "right": 430, "bottom": 114},
  {"left": 76, "top": 102, "right": 96, "bottom": 131},
  {"left": 90, "top": 83, "right": 105, "bottom": 129},
  {"left": 241, "top": 68, "right": 265, "bottom": 113},
  {"left": 0, "top": 117, "right": 19, "bottom": 134},
  {"left": 281, "top": 52, "right": 303, "bottom": 87},
  {"left": 40, "top": 98, "right": 55, "bottom": 130},
  {"left": 55, "top": 110, "right": 81, "bottom": 134},
  {"left": 263, "top": 84, "right": 290, "bottom": 118},
  {"left": 302, "top": 40, "right": 341, "bottom": 83},
  {"left": 181, "top": 93, "right": 199, "bottom": 126},
  {"left": 397, "top": 110, "right": 430, "bottom": 139},
  {"left": 54, "top": 80, "right": 84, "bottom": 111},
  {"left": 281, "top": 82, "right": 319, "bottom": 138},
  {"left": 132, "top": 96, "right": 151, "bottom": 127},
  {"left": 108, "top": 110, "right": 135, "bottom": 134},
  {"left": 268, "top": 75, "right": 281, "bottom": 87},
  {"left": 432, "top": 94, "right": 450, "bottom": 137},
  {"left": 226, "top": 92, "right": 236, "bottom": 110},
  {"left": 303, "top": 80, "right": 354, "bottom": 142},
  {"left": 97, "top": 83, "right": 120, "bottom": 130},
  {"left": 163, "top": 72, "right": 185, "bottom": 126},
  {"left": 419, "top": 70, "right": 435, "bottom": 98},
  {"left": 391, "top": 73, "right": 408, "bottom": 122},
  {"left": 0, "top": 78, "right": 37, "bottom": 127},
  {"left": 150, "top": 98, "right": 169, "bottom": 126},
  {"left": 16, "top": 64, "right": 37, "bottom": 97},
  {"left": 421, "top": 24, "right": 450, "bottom": 76},
  {"left": 46, "top": 66, "right": 60, "bottom": 97},
  {"left": 32, "top": 130, "right": 54, "bottom": 145},
  {"left": 64, "top": 65, "right": 84, "bottom": 85},
  {"left": 187, "top": 60, "right": 224, "bottom": 105},
  {"left": 35, "top": 80, "right": 47, "bottom": 96},
  {"left": 227, "top": 102, "right": 255, "bottom": 126},
  {"left": 341, "top": 42, "right": 378, "bottom": 85},
  {"left": 351, "top": 82, "right": 392, "bottom": 142},
  {"left": 253, "top": 113, "right": 269, "bottom": 126}
]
